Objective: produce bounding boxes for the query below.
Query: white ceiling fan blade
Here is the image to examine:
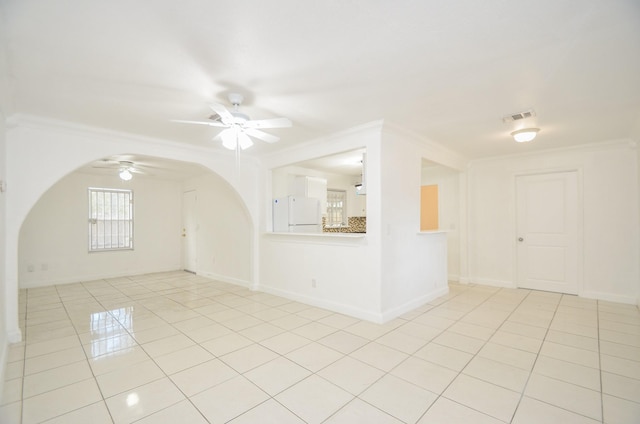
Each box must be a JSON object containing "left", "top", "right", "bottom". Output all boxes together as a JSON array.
[
  {"left": 244, "top": 128, "right": 279, "bottom": 143},
  {"left": 238, "top": 132, "right": 254, "bottom": 150},
  {"left": 209, "top": 103, "right": 234, "bottom": 125},
  {"left": 243, "top": 117, "right": 292, "bottom": 129},
  {"left": 91, "top": 158, "right": 120, "bottom": 168},
  {"left": 129, "top": 167, "right": 147, "bottom": 175},
  {"left": 220, "top": 128, "right": 237, "bottom": 150},
  {"left": 171, "top": 119, "right": 227, "bottom": 128}
]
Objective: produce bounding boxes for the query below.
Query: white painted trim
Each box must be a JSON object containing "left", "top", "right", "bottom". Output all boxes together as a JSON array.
[
  {"left": 469, "top": 138, "right": 637, "bottom": 167},
  {"left": 264, "top": 232, "right": 367, "bottom": 247},
  {"left": 0, "top": 339, "right": 7, "bottom": 400},
  {"left": 258, "top": 283, "right": 450, "bottom": 324},
  {"left": 382, "top": 122, "right": 469, "bottom": 171},
  {"left": 261, "top": 121, "right": 384, "bottom": 169},
  {"left": 7, "top": 330, "right": 22, "bottom": 344},
  {"left": 197, "top": 271, "right": 252, "bottom": 289},
  {"left": 471, "top": 278, "right": 516, "bottom": 289},
  {"left": 19, "top": 267, "right": 180, "bottom": 289},
  {"left": 582, "top": 291, "right": 638, "bottom": 305},
  {"left": 380, "top": 286, "right": 450, "bottom": 323},
  {"left": 7, "top": 113, "right": 228, "bottom": 158},
  {"left": 257, "top": 284, "right": 384, "bottom": 323},
  {"left": 448, "top": 274, "right": 460, "bottom": 283}
]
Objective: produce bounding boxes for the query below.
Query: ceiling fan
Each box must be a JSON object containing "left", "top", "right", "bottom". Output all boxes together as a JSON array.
[
  {"left": 91, "top": 159, "right": 147, "bottom": 181},
  {"left": 172, "top": 93, "right": 292, "bottom": 150}
]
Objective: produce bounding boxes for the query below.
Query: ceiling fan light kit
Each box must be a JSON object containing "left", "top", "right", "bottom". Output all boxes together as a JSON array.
[
  {"left": 173, "top": 93, "right": 292, "bottom": 151},
  {"left": 511, "top": 128, "right": 540, "bottom": 143},
  {"left": 119, "top": 168, "right": 133, "bottom": 181}
]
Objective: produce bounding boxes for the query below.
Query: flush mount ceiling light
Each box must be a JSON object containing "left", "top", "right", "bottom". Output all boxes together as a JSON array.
[{"left": 511, "top": 128, "right": 540, "bottom": 143}]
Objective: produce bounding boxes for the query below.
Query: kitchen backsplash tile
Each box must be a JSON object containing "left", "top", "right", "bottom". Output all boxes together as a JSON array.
[{"left": 322, "top": 216, "right": 366, "bottom": 233}]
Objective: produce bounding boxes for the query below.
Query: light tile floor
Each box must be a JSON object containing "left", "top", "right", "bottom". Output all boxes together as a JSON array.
[{"left": 1, "top": 271, "right": 639, "bottom": 423}]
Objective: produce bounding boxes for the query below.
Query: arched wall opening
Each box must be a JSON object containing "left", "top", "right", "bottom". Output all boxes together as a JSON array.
[
  {"left": 4, "top": 118, "right": 262, "bottom": 341},
  {"left": 18, "top": 155, "right": 254, "bottom": 290}
]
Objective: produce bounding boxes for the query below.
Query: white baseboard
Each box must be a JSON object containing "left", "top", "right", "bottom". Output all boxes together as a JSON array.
[
  {"left": 380, "top": 286, "right": 450, "bottom": 323},
  {"left": 0, "top": 337, "right": 7, "bottom": 401},
  {"left": 19, "top": 267, "right": 181, "bottom": 289},
  {"left": 447, "top": 274, "right": 460, "bottom": 283},
  {"left": 471, "top": 277, "right": 516, "bottom": 289},
  {"left": 581, "top": 291, "right": 638, "bottom": 305},
  {"left": 257, "top": 285, "right": 384, "bottom": 323},
  {"left": 256, "top": 284, "right": 451, "bottom": 324},
  {"left": 467, "top": 278, "right": 638, "bottom": 305},
  {"left": 197, "top": 271, "right": 252, "bottom": 289},
  {"left": 7, "top": 329, "right": 22, "bottom": 344}
]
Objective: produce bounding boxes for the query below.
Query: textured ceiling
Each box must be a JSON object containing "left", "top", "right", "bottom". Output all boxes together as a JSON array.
[{"left": 2, "top": 0, "right": 639, "bottom": 163}]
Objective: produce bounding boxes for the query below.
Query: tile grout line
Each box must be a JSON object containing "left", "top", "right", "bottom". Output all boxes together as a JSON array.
[
  {"left": 18, "top": 288, "right": 29, "bottom": 424},
  {"left": 511, "top": 295, "right": 608, "bottom": 423},
  {"left": 11, "top": 276, "right": 639, "bottom": 424},
  {"left": 350, "top": 284, "right": 531, "bottom": 424},
  {"left": 92, "top": 276, "right": 211, "bottom": 424},
  {"left": 58, "top": 280, "right": 118, "bottom": 424},
  {"left": 506, "top": 292, "right": 562, "bottom": 423},
  {"left": 422, "top": 285, "right": 537, "bottom": 424},
  {"left": 95, "top": 274, "right": 324, "bottom": 423}
]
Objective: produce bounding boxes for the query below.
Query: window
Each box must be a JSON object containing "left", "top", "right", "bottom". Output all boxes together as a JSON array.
[
  {"left": 88, "top": 188, "right": 133, "bottom": 251},
  {"left": 326, "top": 189, "right": 347, "bottom": 227}
]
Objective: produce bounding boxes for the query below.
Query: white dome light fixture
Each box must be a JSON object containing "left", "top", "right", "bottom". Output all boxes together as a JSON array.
[
  {"left": 511, "top": 128, "right": 540, "bottom": 143},
  {"left": 119, "top": 168, "right": 133, "bottom": 181}
]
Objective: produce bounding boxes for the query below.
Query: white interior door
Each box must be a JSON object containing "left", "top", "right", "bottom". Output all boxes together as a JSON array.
[
  {"left": 182, "top": 190, "right": 197, "bottom": 273},
  {"left": 516, "top": 171, "right": 578, "bottom": 294}
]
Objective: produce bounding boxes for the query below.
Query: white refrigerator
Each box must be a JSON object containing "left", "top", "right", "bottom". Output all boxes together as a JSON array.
[{"left": 273, "top": 196, "right": 321, "bottom": 233}]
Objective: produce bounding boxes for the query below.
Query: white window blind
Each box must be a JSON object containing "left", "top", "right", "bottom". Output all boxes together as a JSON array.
[
  {"left": 88, "top": 188, "right": 133, "bottom": 251},
  {"left": 326, "top": 189, "right": 347, "bottom": 227}
]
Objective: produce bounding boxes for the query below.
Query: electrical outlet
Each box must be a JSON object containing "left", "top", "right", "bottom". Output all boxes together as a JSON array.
[
  {"left": 311, "top": 278, "right": 317, "bottom": 288},
  {"left": 27, "top": 264, "right": 35, "bottom": 272}
]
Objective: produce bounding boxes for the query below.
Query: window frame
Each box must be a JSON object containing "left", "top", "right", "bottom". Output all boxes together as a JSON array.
[
  {"left": 88, "top": 187, "right": 134, "bottom": 252},
  {"left": 326, "top": 189, "right": 348, "bottom": 228}
]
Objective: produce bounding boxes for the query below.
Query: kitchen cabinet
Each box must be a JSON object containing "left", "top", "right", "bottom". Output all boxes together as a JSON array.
[{"left": 294, "top": 176, "right": 327, "bottom": 213}]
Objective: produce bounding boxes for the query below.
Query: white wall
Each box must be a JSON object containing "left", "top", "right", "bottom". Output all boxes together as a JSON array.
[
  {"left": 260, "top": 122, "right": 466, "bottom": 322},
  {"left": 421, "top": 164, "right": 461, "bottom": 280},
  {"left": 467, "top": 140, "right": 639, "bottom": 304},
  {"left": 19, "top": 171, "right": 183, "bottom": 288},
  {"left": 379, "top": 127, "right": 456, "bottom": 317},
  {"left": 260, "top": 123, "right": 383, "bottom": 321},
  {"left": 0, "top": 13, "right": 11, "bottom": 391},
  {"left": 3, "top": 116, "right": 263, "bottom": 341},
  {"left": 183, "top": 173, "right": 252, "bottom": 286},
  {"left": 0, "top": 111, "right": 7, "bottom": 396}
]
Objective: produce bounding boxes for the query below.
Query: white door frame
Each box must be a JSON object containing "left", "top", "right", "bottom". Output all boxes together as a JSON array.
[
  {"left": 513, "top": 168, "right": 583, "bottom": 295},
  {"left": 182, "top": 190, "right": 198, "bottom": 273}
]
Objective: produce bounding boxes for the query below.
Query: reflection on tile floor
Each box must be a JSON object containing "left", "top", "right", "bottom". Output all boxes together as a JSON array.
[{"left": 2, "top": 271, "right": 640, "bottom": 423}]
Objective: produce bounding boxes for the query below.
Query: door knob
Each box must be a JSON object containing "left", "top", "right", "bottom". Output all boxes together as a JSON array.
[{"left": 518, "top": 237, "right": 524, "bottom": 242}]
